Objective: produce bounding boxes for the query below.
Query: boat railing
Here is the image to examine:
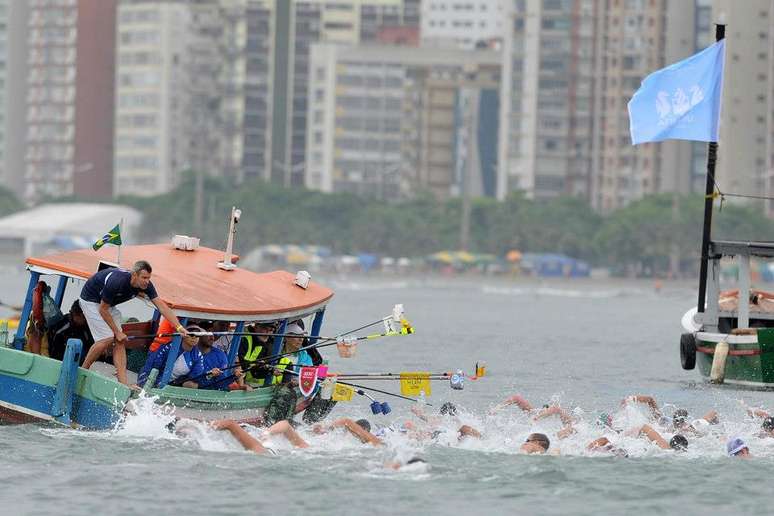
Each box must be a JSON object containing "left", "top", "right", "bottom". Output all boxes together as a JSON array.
[{"left": 703, "top": 239, "right": 774, "bottom": 331}]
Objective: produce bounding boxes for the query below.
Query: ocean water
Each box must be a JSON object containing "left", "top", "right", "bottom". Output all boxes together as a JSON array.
[{"left": 3, "top": 276, "right": 774, "bottom": 516}]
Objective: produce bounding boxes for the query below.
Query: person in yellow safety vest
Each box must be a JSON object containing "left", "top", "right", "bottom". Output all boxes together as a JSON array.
[
  {"left": 239, "top": 321, "right": 277, "bottom": 387},
  {"left": 273, "top": 322, "right": 316, "bottom": 385}
]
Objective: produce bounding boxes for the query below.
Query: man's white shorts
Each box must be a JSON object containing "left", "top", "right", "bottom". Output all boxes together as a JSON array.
[{"left": 79, "top": 298, "right": 122, "bottom": 342}]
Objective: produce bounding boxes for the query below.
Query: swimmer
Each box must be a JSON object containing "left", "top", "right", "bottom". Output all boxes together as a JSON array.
[
  {"left": 520, "top": 432, "right": 550, "bottom": 454},
  {"left": 621, "top": 395, "right": 663, "bottom": 419},
  {"left": 586, "top": 437, "right": 629, "bottom": 458},
  {"left": 385, "top": 457, "right": 428, "bottom": 470},
  {"left": 758, "top": 416, "right": 774, "bottom": 438},
  {"left": 313, "top": 418, "right": 383, "bottom": 446},
  {"left": 410, "top": 403, "right": 482, "bottom": 441},
  {"left": 727, "top": 437, "right": 751, "bottom": 458},
  {"left": 636, "top": 424, "right": 688, "bottom": 452},
  {"left": 670, "top": 408, "right": 719, "bottom": 434},
  {"left": 167, "top": 418, "right": 308, "bottom": 455},
  {"left": 211, "top": 419, "right": 308, "bottom": 454}
]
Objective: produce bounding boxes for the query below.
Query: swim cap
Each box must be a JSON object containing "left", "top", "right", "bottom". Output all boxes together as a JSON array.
[
  {"left": 355, "top": 419, "right": 371, "bottom": 432},
  {"left": 763, "top": 417, "right": 774, "bottom": 431},
  {"left": 440, "top": 402, "right": 457, "bottom": 416},
  {"left": 597, "top": 412, "right": 613, "bottom": 428},
  {"left": 406, "top": 457, "right": 426, "bottom": 465},
  {"left": 672, "top": 409, "right": 689, "bottom": 428},
  {"left": 727, "top": 437, "right": 748, "bottom": 456},
  {"left": 669, "top": 434, "right": 688, "bottom": 451}
]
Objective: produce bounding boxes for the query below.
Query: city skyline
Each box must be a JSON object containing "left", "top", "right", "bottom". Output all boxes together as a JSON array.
[{"left": 0, "top": 0, "right": 769, "bottom": 214}]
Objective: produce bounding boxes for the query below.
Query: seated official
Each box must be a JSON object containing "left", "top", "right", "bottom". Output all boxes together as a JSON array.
[
  {"left": 137, "top": 326, "right": 201, "bottom": 388},
  {"left": 239, "top": 321, "right": 277, "bottom": 386},
  {"left": 47, "top": 300, "right": 94, "bottom": 364},
  {"left": 173, "top": 332, "right": 231, "bottom": 390}
]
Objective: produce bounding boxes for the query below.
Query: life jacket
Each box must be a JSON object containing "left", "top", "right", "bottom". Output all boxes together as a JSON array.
[
  {"left": 272, "top": 356, "right": 295, "bottom": 385},
  {"left": 243, "top": 335, "right": 266, "bottom": 386}
]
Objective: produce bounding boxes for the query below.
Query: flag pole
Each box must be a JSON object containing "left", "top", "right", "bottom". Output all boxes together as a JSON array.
[
  {"left": 696, "top": 23, "right": 726, "bottom": 314},
  {"left": 117, "top": 217, "right": 123, "bottom": 265}
]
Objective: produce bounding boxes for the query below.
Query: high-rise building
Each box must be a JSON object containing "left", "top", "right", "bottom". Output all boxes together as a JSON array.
[
  {"left": 270, "top": 0, "right": 419, "bottom": 188},
  {"left": 306, "top": 43, "right": 500, "bottom": 199},
  {"left": 497, "top": 0, "right": 597, "bottom": 201},
  {"left": 24, "top": 0, "right": 117, "bottom": 202},
  {"left": 590, "top": 0, "right": 695, "bottom": 211},
  {"left": 711, "top": 0, "right": 774, "bottom": 215},
  {"left": 1, "top": 0, "right": 26, "bottom": 198},
  {"left": 420, "top": 0, "right": 508, "bottom": 49},
  {"left": 496, "top": 0, "right": 697, "bottom": 212},
  {"left": 113, "top": 1, "right": 189, "bottom": 196}
]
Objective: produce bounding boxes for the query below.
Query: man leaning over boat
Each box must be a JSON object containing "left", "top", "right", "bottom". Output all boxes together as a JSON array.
[{"left": 79, "top": 260, "right": 188, "bottom": 385}]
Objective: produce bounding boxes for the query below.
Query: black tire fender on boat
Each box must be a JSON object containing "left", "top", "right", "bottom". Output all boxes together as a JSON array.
[{"left": 680, "top": 333, "right": 696, "bottom": 370}]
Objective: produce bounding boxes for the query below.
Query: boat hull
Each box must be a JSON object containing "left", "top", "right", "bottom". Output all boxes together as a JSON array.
[
  {"left": 694, "top": 330, "right": 774, "bottom": 388},
  {"left": 0, "top": 346, "right": 320, "bottom": 429},
  {"left": 0, "top": 346, "right": 131, "bottom": 429}
]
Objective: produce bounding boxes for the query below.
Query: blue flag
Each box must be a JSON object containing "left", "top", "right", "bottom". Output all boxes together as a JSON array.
[{"left": 628, "top": 40, "right": 725, "bottom": 145}]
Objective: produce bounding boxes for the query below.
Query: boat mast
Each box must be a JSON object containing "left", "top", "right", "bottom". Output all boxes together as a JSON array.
[{"left": 696, "top": 23, "right": 726, "bottom": 314}]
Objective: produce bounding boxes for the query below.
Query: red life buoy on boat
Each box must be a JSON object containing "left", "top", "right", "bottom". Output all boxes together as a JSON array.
[{"left": 30, "top": 281, "right": 46, "bottom": 332}]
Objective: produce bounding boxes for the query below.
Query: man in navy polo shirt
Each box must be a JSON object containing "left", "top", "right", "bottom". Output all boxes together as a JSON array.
[{"left": 79, "top": 260, "right": 187, "bottom": 385}]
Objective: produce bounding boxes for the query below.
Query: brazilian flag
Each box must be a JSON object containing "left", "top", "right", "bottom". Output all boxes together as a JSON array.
[{"left": 93, "top": 224, "right": 122, "bottom": 251}]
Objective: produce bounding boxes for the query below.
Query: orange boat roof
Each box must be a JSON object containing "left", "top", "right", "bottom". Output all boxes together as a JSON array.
[{"left": 26, "top": 244, "right": 334, "bottom": 321}]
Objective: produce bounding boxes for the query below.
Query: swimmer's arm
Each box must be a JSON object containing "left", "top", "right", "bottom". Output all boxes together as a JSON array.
[
  {"left": 458, "top": 425, "right": 481, "bottom": 439},
  {"left": 586, "top": 437, "right": 610, "bottom": 450},
  {"left": 332, "top": 418, "right": 383, "bottom": 446},
  {"left": 534, "top": 406, "right": 574, "bottom": 425},
  {"left": 266, "top": 420, "right": 309, "bottom": 448},
  {"left": 410, "top": 404, "right": 430, "bottom": 422},
  {"left": 701, "top": 409, "right": 719, "bottom": 424},
  {"left": 623, "top": 395, "right": 662, "bottom": 418},
  {"left": 748, "top": 408, "right": 769, "bottom": 419},
  {"left": 557, "top": 425, "right": 576, "bottom": 439},
  {"left": 638, "top": 424, "right": 670, "bottom": 449},
  {"left": 494, "top": 394, "right": 533, "bottom": 412},
  {"left": 211, "top": 419, "right": 268, "bottom": 454}
]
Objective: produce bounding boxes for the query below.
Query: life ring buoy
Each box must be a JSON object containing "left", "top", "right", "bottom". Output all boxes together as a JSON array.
[{"left": 680, "top": 333, "right": 696, "bottom": 370}]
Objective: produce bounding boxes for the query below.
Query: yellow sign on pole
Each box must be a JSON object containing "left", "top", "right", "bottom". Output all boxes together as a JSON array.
[
  {"left": 331, "top": 383, "right": 355, "bottom": 402},
  {"left": 400, "top": 372, "right": 431, "bottom": 397}
]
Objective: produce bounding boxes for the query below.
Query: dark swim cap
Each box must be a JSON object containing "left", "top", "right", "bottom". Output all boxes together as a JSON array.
[
  {"left": 407, "top": 457, "right": 426, "bottom": 465},
  {"left": 673, "top": 409, "right": 689, "bottom": 428},
  {"left": 669, "top": 434, "right": 688, "bottom": 451},
  {"left": 355, "top": 419, "right": 371, "bottom": 432},
  {"left": 440, "top": 402, "right": 457, "bottom": 416},
  {"left": 763, "top": 417, "right": 774, "bottom": 431}
]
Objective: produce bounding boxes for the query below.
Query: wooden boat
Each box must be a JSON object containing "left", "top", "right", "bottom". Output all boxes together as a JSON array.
[
  {"left": 0, "top": 229, "right": 334, "bottom": 428},
  {"left": 680, "top": 242, "right": 774, "bottom": 388}
]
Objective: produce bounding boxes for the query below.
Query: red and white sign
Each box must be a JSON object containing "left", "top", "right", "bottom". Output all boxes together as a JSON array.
[{"left": 299, "top": 367, "right": 319, "bottom": 397}]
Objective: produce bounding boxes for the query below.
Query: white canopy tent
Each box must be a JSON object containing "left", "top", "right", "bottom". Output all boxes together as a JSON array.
[{"left": 0, "top": 203, "right": 142, "bottom": 263}]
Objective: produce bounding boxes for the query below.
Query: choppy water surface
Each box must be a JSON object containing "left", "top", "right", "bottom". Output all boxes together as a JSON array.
[{"left": 3, "top": 276, "right": 774, "bottom": 516}]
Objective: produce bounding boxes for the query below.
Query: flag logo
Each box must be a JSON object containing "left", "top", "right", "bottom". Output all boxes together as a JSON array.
[
  {"left": 93, "top": 224, "right": 122, "bottom": 251},
  {"left": 331, "top": 383, "right": 354, "bottom": 402},
  {"left": 628, "top": 40, "right": 725, "bottom": 145},
  {"left": 299, "top": 366, "right": 318, "bottom": 398}
]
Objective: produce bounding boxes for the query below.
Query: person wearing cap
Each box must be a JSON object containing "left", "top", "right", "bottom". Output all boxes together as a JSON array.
[
  {"left": 174, "top": 326, "right": 231, "bottom": 390},
  {"left": 636, "top": 424, "right": 688, "bottom": 452},
  {"left": 239, "top": 321, "right": 277, "bottom": 387},
  {"left": 312, "top": 418, "right": 384, "bottom": 446},
  {"left": 520, "top": 433, "right": 550, "bottom": 454},
  {"left": 727, "top": 437, "right": 751, "bottom": 458},
  {"left": 137, "top": 325, "right": 201, "bottom": 388},
  {"left": 758, "top": 416, "right": 774, "bottom": 438},
  {"left": 208, "top": 419, "right": 309, "bottom": 454}
]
